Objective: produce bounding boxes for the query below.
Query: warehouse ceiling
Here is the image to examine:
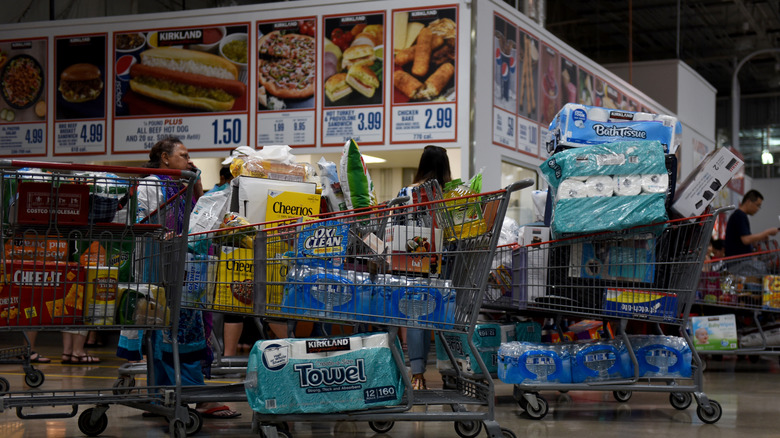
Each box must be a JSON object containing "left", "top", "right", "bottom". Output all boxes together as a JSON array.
[{"left": 5, "top": 0, "right": 780, "bottom": 176}]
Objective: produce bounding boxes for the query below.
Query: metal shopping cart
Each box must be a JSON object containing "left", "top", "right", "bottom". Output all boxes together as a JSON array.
[
  {"left": 182, "top": 179, "right": 532, "bottom": 438},
  {"left": 693, "top": 246, "right": 780, "bottom": 361},
  {"left": 0, "top": 160, "right": 198, "bottom": 437},
  {"left": 496, "top": 208, "right": 730, "bottom": 424}
]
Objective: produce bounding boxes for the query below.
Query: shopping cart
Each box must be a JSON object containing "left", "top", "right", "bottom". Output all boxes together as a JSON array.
[
  {"left": 0, "top": 160, "right": 198, "bottom": 437},
  {"left": 182, "top": 179, "right": 531, "bottom": 438},
  {"left": 499, "top": 207, "right": 730, "bottom": 424},
  {"left": 693, "top": 246, "right": 780, "bottom": 361}
]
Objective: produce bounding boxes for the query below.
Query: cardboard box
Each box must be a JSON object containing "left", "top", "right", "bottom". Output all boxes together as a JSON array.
[
  {"left": 15, "top": 182, "right": 89, "bottom": 225},
  {"left": 763, "top": 275, "right": 780, "bottom": 309},
  {"left": 265, "top": 190, "right": 321, "bottom": 225},
  {"left": 690, "top": 314, "right": 738, "bottom": 350},
  {"left": 568, "top": 238, "right": 655, "bottom": 283},
  {"left": 213, "top": 246, "right": 254, "bottom": 313},
  {"left": 518, "top": 226, "right": 550, "bottom": 246},
  {"left": 514, "top": 244, "right": 549, "bottom": 308},
  {"left": 0, "top": 261, "right": 84, "bottom": 326},
  {"left": 384, "top": 224, "right": 443, "bottom": 275},
  {"left": 603, "top": 288, "right": 678, "bottom": 321},
  {"left": 671, "top": 147, "right": 743, "bottom": 218},
  {"left": 230, "top": 176, "right": 316, "bottom": 225}
]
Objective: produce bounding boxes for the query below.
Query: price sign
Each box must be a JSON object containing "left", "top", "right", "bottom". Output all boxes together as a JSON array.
[
  {"left": 55, "top": 121, "right": 106, "bottom": 154},
  {"left": 493, "top": 107, "right": 516, "bottom": 149},
  {"left": 0, "top": 123, "right": 47, "bottom": 156},
  {"left": 257, "top": 111, "right": 315, "bottom": 146},
  {"left": 113, "top": 115, "right": 247, "bottom": 152},
  {"left": 518, "top": 117, "right": 540, "bottom": 157},
  {"left": 390, "top": 103, "right": 455, "bottom": 143},
  {"left": 322, "top": 108, "right": 383, "bottom": 145}
]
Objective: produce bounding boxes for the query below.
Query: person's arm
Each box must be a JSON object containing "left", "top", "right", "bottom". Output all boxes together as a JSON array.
[{"left": 741, "top": 227, "right": 780, "bottom": 246}]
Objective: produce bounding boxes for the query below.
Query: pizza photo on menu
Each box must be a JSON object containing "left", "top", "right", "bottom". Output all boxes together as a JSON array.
[
  {"left": 257, "top": 19, "right": 316, "bottom": 111},
  {"left": 322, "top": 15, "right": 384, "bottom": 107}
]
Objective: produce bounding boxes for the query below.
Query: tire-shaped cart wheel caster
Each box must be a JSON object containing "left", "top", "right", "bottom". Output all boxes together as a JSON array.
[
  {"left": 501, "top": 428, "right": 518, "bottom": 438},
  {"left": 185, "top": 408, "right": 203, "bottom": 435},
  {"left": 521, "top": 395, "right": 549, "bottom": 420},
  {"left": 454, "top": 420, "right": 483, "bottom": 438},
  {"left": 0, "top": 376, "right": 9, "bottom": 393},
  {"left": 669, "top": 392, "right": 693, "bottom": 410},
  {"left": 171, "top": 418, "right": 187, "bottom": 438},
  {"left": 78, "top": 408, "right": 109, "bottom": 437},
  {"left": 24, "top": 369, "right": 44, "bottom": 388},
  {"left": 112, "top": 376, "right": 136, "bottom": 395},
  {"left": 696, "top": 399, "right": 722, "bottom": 424},
  {"left": 613, "top": 390, "right": 632, "bottom": 403},
  {"left": 369, "top": 421, "right": 394, "bottom": 433}
]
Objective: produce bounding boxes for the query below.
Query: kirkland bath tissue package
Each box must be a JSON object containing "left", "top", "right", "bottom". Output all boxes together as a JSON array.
[
  {"left": 546, "top": 103, "right": 681, "bottom": 155},
  {"left": 245, "top": 332, "right": 404, "bottom": 414},
  {"left": 540, "top": 140, "right": 668, "bottom": 236}
]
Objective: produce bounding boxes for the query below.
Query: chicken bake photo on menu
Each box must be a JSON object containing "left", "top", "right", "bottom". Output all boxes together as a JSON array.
[
  {"left": 322, "top": 14, "right": 384, "bottom": 107},
  {"left": 392, "top": 8, "right": 457, "bottom": 103},
  {"left": 114, "top": 24, "right": 249, "bottom": 116}
]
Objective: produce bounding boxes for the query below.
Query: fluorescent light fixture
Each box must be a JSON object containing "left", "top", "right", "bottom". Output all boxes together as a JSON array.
[
  {"left": 762, "top": 149, "right": 774, "bottom": 165},
  {"left": 361, "top": 154, "right": 386, "bottom": 164}
]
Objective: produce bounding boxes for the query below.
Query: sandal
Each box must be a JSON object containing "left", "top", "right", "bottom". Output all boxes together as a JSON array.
[
  {"left": 411, "top": 374, "right": 427, "bottom": 390},
  {"left": 197, "top": 405, "right": 241, "bottom": 419},
  {"left": 71, "top": 354, "right": 101, "bottom": 364},
  {"left": 29, "top": 351, "right": 51, "bottom": 363}
]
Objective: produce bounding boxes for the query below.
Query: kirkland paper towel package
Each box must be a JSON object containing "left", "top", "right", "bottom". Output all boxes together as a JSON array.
[
  {"left": 245, "top": 333, "right": 404, "bottom": 414},
  {"left": 671, "top": 147, "right": 743, "bottom": 218},
  {"left": 540, "top": 140, "right": 668, "bottom": 236},
  {"left": 546, "top": 103, "right": 681, "bottom": 154}
]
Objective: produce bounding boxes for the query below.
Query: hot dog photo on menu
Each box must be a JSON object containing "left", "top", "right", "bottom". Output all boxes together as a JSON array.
[
  {"left": 114, "top": 24, "right": 249, "bottom": 116},
  {"left": 322, "top": 14, "right": 384, "bottom": 107},
  {"left": 392, "top": 8, "right": 457, "bottom": 103},
  {"left": 257, "top": 18, "right": 316, "bottom": 111}
]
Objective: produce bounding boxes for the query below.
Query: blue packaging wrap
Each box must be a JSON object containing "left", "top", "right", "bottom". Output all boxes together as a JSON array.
[
  {"left": 245, "top": 333, "right": 404, "bottom": 414},
  {"left": 497, "top": 341, "right": 572, "bottom": 384},
  {"left": 628, "top": 335, "right": 692, "bottom": 378},
  {"left": 372, "top": 274, "right": 456, "bottom": 328},
  {"left": 571, "top": 340, "right": 632, "bottom": 383},
  {"left": 540, "top": 140, "right": 669, "bottom": 236},
  {"left": 281, "top": 265, "right": 372, "bottom": 320}
]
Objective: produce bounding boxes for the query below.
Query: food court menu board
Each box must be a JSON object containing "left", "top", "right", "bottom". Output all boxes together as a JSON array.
[
  {"left": 390, "top": 7, "right": 458, "bottom": 143},
  {"left": 0, "top": 38, "right": 47, "bottom": 157},
  {"left": 112, "top": 23, "right": 250, "bottom": 153},
  {"left": 256, "top": 18, "right": 317, "bottom": 147},
  {"left": 54, "top": 34, "right": 107, "bottom": 155},
  {"left": 321, "top": 12, "right": 386, "bottom": 146}
]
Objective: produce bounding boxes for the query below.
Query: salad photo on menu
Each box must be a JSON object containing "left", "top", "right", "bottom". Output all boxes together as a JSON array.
[
  {"left": 323, "top": 14, "right": 384, "bottom": 107},
  {"left": 257, "top": 19, "right": 316, "bottom": 111},
  {"left": 114, "top": 24, "right": 249, "bottom": 116},
  {"left": 0, "top": 40, "right": 47, "bottom": 123},
  {"left": 392, "top": 8, "right": 457, "bottom": 103}
]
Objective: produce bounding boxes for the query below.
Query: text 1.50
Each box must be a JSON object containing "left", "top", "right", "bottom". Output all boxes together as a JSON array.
[{"left": 212, "top": 119, "right": 242, "bottom": 145}]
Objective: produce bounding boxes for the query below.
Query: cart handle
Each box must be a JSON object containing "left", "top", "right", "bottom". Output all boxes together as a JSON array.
[
  {"left": 505, "top": 178, "right": 535, "bottom": 194},
  {"left": 0, "top": 159, "right": 196, "bottom": 179}
]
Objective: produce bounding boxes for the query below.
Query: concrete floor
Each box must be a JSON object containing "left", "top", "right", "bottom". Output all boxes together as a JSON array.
[{"left": 1, "top": 334, "right": 779, "bottom": 438}]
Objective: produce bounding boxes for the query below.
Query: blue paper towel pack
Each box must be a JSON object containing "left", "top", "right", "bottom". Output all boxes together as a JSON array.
[{"left": 245, "top": 333, "right": 404, "bottom": 414}]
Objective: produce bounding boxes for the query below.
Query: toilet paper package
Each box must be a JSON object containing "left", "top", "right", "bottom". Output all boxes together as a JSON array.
[
  {"left": 571, "top": 340, "right": 632, "bottom": 383},
  {"left": 245, "top": 333, "right": 404, "bottom": 414},
  {"left": 540, "top": 140, "right": 668, "bottom": 236},
  {"left": 546, "top": 103, "right": 682, "bottom": 155},
  {"left": 281, "top": 264, "right": 372, "bottom": 320},
  {"left": 628, "top": 335, "right": 692, "bottom": 378},
  {"left": 497, "top": 341, "right": 572, "bottom": 384}
]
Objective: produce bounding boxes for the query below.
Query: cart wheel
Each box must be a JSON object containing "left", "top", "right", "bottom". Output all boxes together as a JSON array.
[
  {"left": 501, "top": 428, "right": 518, "bottom": 438},
  {"left": 696, "top": 399, "right": 722, "bottom": 424},
  {"left": 333, "top": 421, "right": 357, "bottom": 435},
  {"left": 368, "top": 421, "right": 394, "bottom": 433},
  {"left": 112, "top": 376, "right": 136, "bottom": 395},
  {"left": 0, "top": 376, "right": 9, "bottom": 393},
  {"left": 274, "top": 429, "right": 292, "bottom": 438},
  {"left": 24, "top": 369, "right": 44, "bottom": 388},
  {"left": 454, "top": 420, "right": 483, "bottom": 438},
  {"left": 669, "top": 392, "right": 693, "bottom": 410},
  {"left": 442, "top": 374, "right": 457, "bottom": 389},
  {"left": 524, "top": 396, "right": 549, "bottom": 420},
  {"left": 612, "top": 390, "right": 632, "bottom": 403},
  {"left": 171, "top": 418, "right": 186, "bottom": 438},
  {"left": 78, "top": 408, "right": 109, "bottom": 437},
  {"left": 185, "top": 408, "right": 203, "bottom": 435}
]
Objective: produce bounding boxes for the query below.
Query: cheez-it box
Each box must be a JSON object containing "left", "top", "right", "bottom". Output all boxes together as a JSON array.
[{"left": 0, "top": 261, "right": 85, "bottom": 326}]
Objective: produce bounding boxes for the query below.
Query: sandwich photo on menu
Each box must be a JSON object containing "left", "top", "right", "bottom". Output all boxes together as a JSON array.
[
  {"left": 322, "top": 17, "right": 384, "bottom": 107},
  {"left": 392, "top": 9, "right": 457, "bottom": 103}
]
